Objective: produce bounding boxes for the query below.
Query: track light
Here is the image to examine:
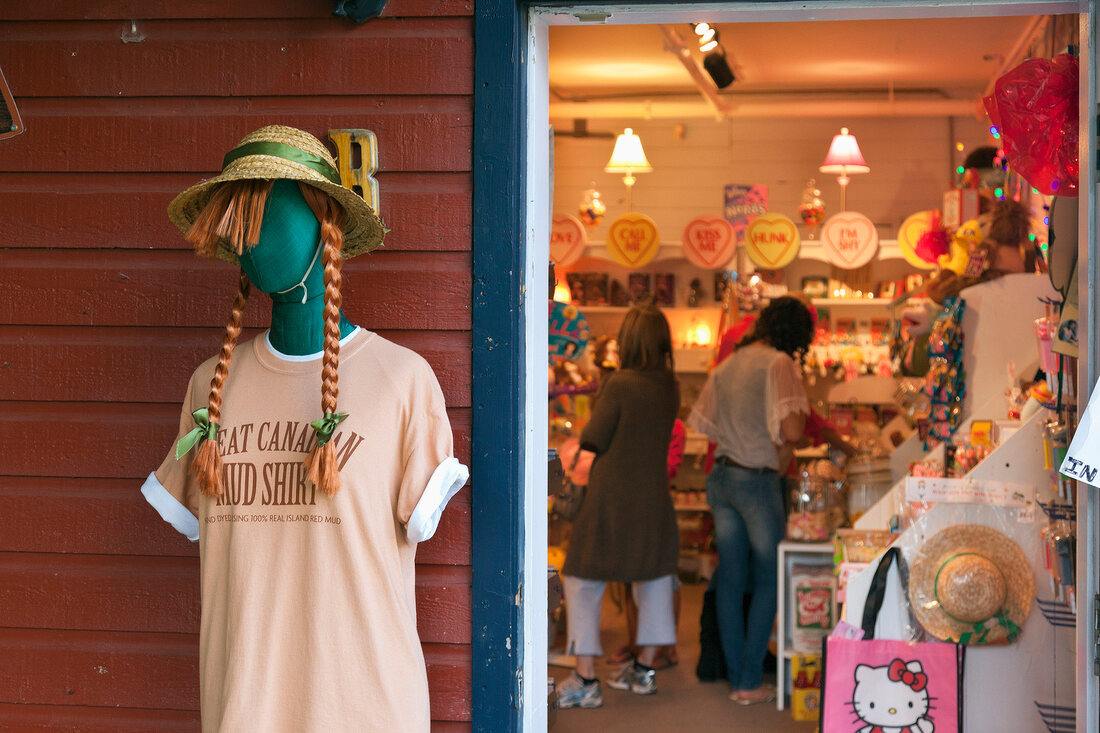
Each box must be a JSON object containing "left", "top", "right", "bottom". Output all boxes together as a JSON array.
[
  {"left": 703, "top": 48, "right": 735, "bottom": 89},
  {"left": 688, "top": 22, "right": 735, "bottom": 89}
]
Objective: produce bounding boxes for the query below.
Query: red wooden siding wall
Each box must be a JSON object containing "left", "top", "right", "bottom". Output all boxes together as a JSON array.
[{"left": 0, "top": 2, "right": 473, "bottom": 730}]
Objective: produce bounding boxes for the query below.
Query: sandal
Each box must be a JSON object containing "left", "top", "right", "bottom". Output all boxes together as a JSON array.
[
  {"left": 731, "top": 684, "right": 777, "bottom": 706},
  {"left": 651, "top": 651, "right": 679, "bottom": 670},
  {"left": 607, "top": 645, "right": 635, "bottom": 664}
]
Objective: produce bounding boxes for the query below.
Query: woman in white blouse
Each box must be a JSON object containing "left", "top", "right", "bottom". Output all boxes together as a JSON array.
[{"left": 688, "top": 296, "right": 813, "bottom": 705}]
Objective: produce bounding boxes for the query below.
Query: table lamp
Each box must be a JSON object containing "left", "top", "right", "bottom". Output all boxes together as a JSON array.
[
  {"left": 819, "top": 127, "right": 870, "bottom": 211},
  {"left": 604, "top": 128, "right": 652, "bottom": 212}
]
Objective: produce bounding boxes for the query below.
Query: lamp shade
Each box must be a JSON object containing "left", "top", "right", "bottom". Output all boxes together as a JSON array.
[
  {"left": 605, "top": 128, "right": 652, "bottom": 173},
  {"left": 819, "top": 127, "right": 870, "bottom": 174}
]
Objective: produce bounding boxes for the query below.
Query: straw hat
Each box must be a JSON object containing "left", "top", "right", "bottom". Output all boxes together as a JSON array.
[
  {"left": 167, "top": 125, "right": 385, "bottom": 262},
  {"left": 908, "top": 524, "right": 1033, "bottom": 645}
]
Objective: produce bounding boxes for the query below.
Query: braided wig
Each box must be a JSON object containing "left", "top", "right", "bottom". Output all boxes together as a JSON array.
[{"left": 184, "top": 179, "right": 349, "bottom": 497}]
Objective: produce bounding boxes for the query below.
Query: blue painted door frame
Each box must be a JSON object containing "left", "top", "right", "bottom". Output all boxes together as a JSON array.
[{"left": 472, "top": 1, "right": 528, "bottom": 730}]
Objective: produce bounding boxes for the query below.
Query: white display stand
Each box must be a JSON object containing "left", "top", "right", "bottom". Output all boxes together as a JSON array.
[
  {"left": 845, "top": 410, "right": 1075, "bottom": 731},
  {"left": 854, "top": 274, "right": 1056, "bottom": 533},
  {"left": 775, "top": 540, "right": 833, "bottom": 711}
]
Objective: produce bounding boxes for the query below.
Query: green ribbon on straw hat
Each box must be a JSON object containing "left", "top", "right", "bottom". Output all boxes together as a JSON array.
[
  {"left": 311, "top": 411, "right": 349, "bottom": 447},
  {"left": 175, "top": 408, "right": 219, "bottom": 460},
  {"left": 222, "top": 141, "right": 342, "bottom": 185}
]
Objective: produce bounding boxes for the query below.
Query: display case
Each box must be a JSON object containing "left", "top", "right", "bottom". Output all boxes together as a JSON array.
[{"left": 775, "top": 540, "right": 835, "bottom": 711}]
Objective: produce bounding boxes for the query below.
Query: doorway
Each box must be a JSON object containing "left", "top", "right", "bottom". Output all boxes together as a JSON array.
[{"left": 469, "top": 1, "right": 1096, "bottom": 731}]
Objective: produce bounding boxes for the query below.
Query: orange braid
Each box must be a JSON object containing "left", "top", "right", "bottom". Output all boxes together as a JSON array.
[
  {"left": 192, "top": 270, "right": 252, "bottom": 496},
  {"left": 300, "top": 183, "right": 348, "bottom": 496}
]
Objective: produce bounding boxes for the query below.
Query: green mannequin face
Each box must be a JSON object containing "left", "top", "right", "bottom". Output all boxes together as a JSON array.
[{"left": 239, "top": 179, "right": 323, "bottom": 298}]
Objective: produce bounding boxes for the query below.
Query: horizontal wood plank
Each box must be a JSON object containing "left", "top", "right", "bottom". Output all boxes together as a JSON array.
[
  {"left": 0, "top": 703, "right": 200, "bottom": 732},
  {"left": 0, "top": 326, "right": 472, "bottom": 407},
  {"left": 0, "top": 20, "right": 472, "bottom": 98},
  {"left": 0, "top": 250, "right": 472, "bottom": 331},
  {"left": 0, "top": 172, "right": 472, "bottom": 251},
  {"left": 0, "top": 402, "right": 471, "bottom": 479},
  {"left": 0, "top": 0, "right": 473, "bottom": 20},
  {"left": 0, "top": 555, "right": 470, "bottom": 643},
  {"left": 0, "top": 630, "right": 471, "bottom": 719},
  {"left": 0, "top": 476, "right": 471, "bottom": 563},
  {"left": 0, "top": 101, "right": 472, "bottom": 174}
]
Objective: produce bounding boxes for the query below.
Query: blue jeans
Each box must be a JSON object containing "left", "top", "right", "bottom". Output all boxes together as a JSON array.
[{"left": 706, "top": 464, "right": 785, "bottom": 690}]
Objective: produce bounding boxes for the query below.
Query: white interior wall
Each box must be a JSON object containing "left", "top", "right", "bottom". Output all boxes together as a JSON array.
[{"left": 551, "top": 114, "right": 992, "bottom": 249}]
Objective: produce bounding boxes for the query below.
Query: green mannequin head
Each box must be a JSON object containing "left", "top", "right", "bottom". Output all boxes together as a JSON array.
[{"left": 239, "top": 179, "right": 324, "bottom": 300}]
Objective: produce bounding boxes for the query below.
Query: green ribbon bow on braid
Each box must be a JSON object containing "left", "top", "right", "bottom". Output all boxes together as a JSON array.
[
  {"left": 311, "top": 411, "right": 349, "bottom": 447},
  {"left": 175, "top": 408, "right": 219, "bottom": 460}
]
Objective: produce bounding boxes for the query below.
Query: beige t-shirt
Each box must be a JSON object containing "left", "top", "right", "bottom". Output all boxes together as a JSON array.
[{"left": 141, "top": 328, "right": 468, "bottom": 733}]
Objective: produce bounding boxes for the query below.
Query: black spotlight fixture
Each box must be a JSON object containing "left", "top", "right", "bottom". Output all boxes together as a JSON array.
[
  {"left": 703, "top": 48, "right": 736, "bottom": 89},
  {"left": 690, "top": 22, "right": 736, "bottom": 89}
]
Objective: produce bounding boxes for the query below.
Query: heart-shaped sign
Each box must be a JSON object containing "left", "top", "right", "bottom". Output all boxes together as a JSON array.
[
  {"left": 550, "top": 213, "right": 587, "bottom": 267},
  {"left": 821, "top": 212, "right": 879, "bottom": 269},
  {"left": 606, "top": 213, "right": 660, "bottom": 268},
  {"left": 744, "top": 214, "right": 800, "bottom": 269},
  {"left": 897, "top": 210, "right": 938, "bottom": 270},
  {"left": 682, "top": 216, "right": 736, "bottom": 269}
]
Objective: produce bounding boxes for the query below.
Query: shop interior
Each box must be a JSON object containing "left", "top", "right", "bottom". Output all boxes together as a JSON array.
[{"left": 543, "top": 11, "right": 1081, "bottom": 732}]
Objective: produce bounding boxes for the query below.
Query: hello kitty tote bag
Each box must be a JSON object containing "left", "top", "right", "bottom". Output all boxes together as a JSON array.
[{"left": 821, "top": 548, "right": 965, "bottom": 733}]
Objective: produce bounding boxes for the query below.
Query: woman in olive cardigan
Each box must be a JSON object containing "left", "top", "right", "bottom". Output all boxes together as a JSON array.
[{"left": 557, "top": 302, "right": 680, "bottom": 709}]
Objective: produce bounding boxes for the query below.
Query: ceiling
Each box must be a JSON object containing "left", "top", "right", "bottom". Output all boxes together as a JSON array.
[{"left": 548, "top": 15, "right": 1048, "bottom": 120}]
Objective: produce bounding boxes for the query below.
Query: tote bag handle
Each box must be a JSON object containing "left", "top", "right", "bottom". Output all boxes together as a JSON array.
[{"left": 859, "top": 546, "right": 908, "bottom": 640}]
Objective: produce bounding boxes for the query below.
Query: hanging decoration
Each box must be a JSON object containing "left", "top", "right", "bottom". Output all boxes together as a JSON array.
[
  {"left": 743, "top": 213, "right": 800, "bottom": 269},
  {"left": 681, "top": 215, "right": 736, "bottom": 270},
  {"left": 983, "top": 53, "right": 1078, "bottom": 196},
  {"left": 797, "top": 179, "right": 826, "bottom": 239},
  {"left": 897, "top": 211, "right": 940, "bottom": 270},
  {"left": 606, "top": 212, "right": 660, "bottom": 268},
  {"left": 821, "top": 212, "right": 878, "bottom": 269},
  {"left": 578, "top": 185, "right": 606, "bottom": 227},
  {"left": 550, "top": 213, "right": 587, "bottom": 267}
]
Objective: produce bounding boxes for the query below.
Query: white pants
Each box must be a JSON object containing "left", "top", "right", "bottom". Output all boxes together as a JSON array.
[{"left": 562, "top": 574, "right": 677, "bottom": 656}]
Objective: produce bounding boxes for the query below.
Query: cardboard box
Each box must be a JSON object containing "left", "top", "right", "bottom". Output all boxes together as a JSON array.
[
  {"left": 791, "top": 688, "right": 822, "bottom": 721},
  {"left": 943, "top": 188, "right": 980, "bottom": 230}
]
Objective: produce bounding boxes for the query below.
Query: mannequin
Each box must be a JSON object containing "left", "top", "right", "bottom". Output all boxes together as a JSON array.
[
  {"left": 140, "top": 125, "right": 469, "bottom": 733},
  {"left": 239, "top": 179, "right": 356, "bottom": 355}
]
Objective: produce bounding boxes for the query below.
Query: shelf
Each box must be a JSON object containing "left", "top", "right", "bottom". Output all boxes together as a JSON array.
[
  {"left": 675, "top": 504, "right": 710, "bottom": 512},
  {"left": 811, "top": 298, "right": 892, "bottom": 307},
  {"left": 577, "top": 239, "right": 908, "bottom": 266},
  {"left": 573, "top": 305, "right": 722, "bottom": 315}
]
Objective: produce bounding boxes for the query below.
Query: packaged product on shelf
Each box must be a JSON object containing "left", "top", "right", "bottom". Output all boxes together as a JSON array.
[
  {"left": 791, "top": 565, "right": 838, "bottom": 654},
  {"left": 790, "top": 654, "right": 823, "bottom": 722}
]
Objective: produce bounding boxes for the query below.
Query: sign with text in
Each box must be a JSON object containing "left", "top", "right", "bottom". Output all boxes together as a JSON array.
[
  {"left": 897, "top": 210, "right": 939, "bottom": 270},
  {"left": 1059, "top": 376, "right": 1100, "bottom": 487},
  {"left": 743, "top": 213, "right": 800, "bottom": 269},
  {"left": 821, "top": 212, "right": 878, "bottom": 269},
  {"left": 606, "top": 213, "right": 660, "bottom": 268},
  {"left": 682, "top": 215, "right": 736, "bottom": 269},
  {"left": 550, "top": 213, "right": 587, "bottom": 267},
  {"left": 723, "top": 184, "right": 768, "bottom": 243},
  {"left": 904, "top": 476, "right": 1036, "bottom": 509}
]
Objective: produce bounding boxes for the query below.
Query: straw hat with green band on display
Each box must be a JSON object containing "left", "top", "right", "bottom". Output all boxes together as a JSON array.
[
  {"left": 908, "top": 524, "right": 1033, "bottom": 645},
  {"left": 168, "top": 125, "right": 385, "bottom": 262}
]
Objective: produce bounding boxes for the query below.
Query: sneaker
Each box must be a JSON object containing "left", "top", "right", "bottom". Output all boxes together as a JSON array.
[
  {"left": 556, "top": 673, "right": 603, "bottom": 709},
  {"left": 607, "top": 662, "right": 657, "bottom": 695}
]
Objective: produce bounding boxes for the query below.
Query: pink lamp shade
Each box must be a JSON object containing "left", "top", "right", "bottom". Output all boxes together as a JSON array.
[{"left": 819, "top": 127, "right": 870, "bottom": 175}]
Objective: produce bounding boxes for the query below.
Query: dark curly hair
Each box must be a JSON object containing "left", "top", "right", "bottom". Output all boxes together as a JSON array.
[{"left": 739, "top": 295, "right": 814, "bottom": 359}]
